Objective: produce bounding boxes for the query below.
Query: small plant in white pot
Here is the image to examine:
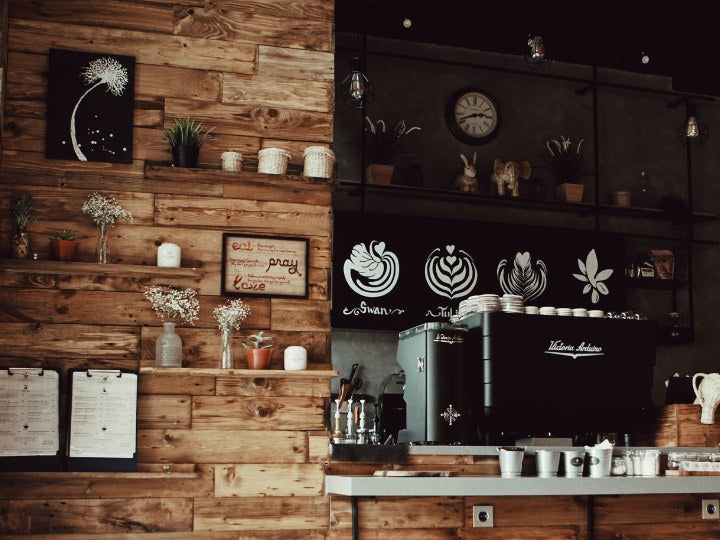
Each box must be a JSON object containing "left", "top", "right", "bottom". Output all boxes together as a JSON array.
[{"left": 242, "top": 331, "right": 274, "bottom": 369}]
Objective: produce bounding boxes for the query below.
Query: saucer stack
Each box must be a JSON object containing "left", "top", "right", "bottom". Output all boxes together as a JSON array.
[
  {"left": 572, "top": 308, "right": 588, "bottom": 317},
  {"left": 539, "top": 306, "right": 557, "bottom": 316},
  {"left": 557, "top": 307, "right": 573, "bottom": 317},
  {"left": 589, "top": 309, "right": 605, "bottom": 318},
  {"left": 500, "top": 294, "right": 524, "bottom": 314},
  {"left": 476, "top": 294, "right": 501, "bottom": 312},
  {"left": 524, "top": 305, "right": 539, "bottom": 315}
]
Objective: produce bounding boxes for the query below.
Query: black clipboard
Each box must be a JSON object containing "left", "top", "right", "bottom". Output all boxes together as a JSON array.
[
  {"left": 0, "top": 368, "right": 62, "bottom": 471},
  {"left": 66, "top": 369, "right": 138, "bottom": 472}
]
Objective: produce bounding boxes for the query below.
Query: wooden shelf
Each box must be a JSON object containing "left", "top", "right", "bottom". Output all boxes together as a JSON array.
[
  {"left": 0, "top": 259, "right": 204, "bottom": 279},
  {"left": 139, "top": 367, "right": 339, "bottom": 379},
  {"left": 144, "top": 163, "right": 335, "bottom": 185}
]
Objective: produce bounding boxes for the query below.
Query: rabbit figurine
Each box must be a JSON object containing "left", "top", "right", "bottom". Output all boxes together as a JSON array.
[{"left": 451, "top": 152, "right": 478, "bottom": 193}]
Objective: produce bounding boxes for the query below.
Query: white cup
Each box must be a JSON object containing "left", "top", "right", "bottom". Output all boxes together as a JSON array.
[
  {"left": 221, "top": 151, "right": 242, "bottom": 171},
  {"left": 284, "top": 346, "right": 307, "bottom": 371}
]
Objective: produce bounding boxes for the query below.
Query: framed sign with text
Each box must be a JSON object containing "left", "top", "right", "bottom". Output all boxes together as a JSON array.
[{"left": 221, "top": 233, "right": 309, "bottom": 298}]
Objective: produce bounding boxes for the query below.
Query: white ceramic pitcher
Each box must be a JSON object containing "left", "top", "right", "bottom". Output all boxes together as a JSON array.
[{"left": 692, "top": 372, "right": 720, "bottom": 424}]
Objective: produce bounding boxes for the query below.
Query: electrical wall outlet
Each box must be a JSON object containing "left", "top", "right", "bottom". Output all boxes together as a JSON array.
[
  {"left": 702, "top": 499, "right": 719, "bottom": 520},
  {"left": 472, "top": 505, "right": 494, "bottom": 527}
]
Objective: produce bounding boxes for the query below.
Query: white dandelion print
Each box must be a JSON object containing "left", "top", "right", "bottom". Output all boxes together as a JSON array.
[{"left": 45, "top": 49, "right": 135, "bottom": 164}]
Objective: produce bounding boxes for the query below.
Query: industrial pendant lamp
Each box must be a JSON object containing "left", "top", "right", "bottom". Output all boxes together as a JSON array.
[
  {"left": 677, "top": 104, "right": 708, "bottom": 147},
  {"left": 340, "top": 56, "right": 373, "bottom": 109},
  {"left": 525, "top": 33, "right": 552, "bottom": 68}
]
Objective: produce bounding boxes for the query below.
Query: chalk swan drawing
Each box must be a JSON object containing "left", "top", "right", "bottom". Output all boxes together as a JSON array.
[
  {"left": 343, "top": 240, "right": 400, "bottom": 297},
  {"left": 425, "top": 245, "right": 477, "bottom": 299},
  {"left": 573, "top": 248, "right": 613, "bottom": 304},
  {"left": 497, "top": 251, "right": 548, "bottom": 302}
]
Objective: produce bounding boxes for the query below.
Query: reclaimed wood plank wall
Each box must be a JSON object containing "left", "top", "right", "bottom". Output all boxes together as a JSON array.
[
  {"left": 0, "top": 0, "right": 334, "bottom": 369},
  {"left": 0, "top": 0, "right": 335, "bottom": 537}
]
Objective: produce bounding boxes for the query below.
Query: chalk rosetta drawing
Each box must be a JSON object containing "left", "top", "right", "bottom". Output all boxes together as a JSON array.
[
  {"left": 497, "top": 251, "right": 548, "bottom": 302},
  {"left": 573, "top": 248, "right": 613, "bottom": 303},
  {"left": 343, "top": 240, "right": 400, "bottom": 297},
  {"left": 425, "top": 245, "right": 477, "bottom": 299},
  {"left": 70, "top": 57, "right": 129, "bottom": 161}
]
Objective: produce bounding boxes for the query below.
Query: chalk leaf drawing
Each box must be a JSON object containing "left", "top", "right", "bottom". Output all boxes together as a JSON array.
[
  {"left": 425, "top": 245, "right": 477, "bottom": 299},
  {"left": 573, "top": 248, "right": 613, "bottom": 303},
  {"left": 497, "top": 251, "right": 548, "bottom": 302},
  {"left": 71, "top": 57, "right": 129, "bottom": 161},
  {"left": 343, "top": 240, "right": 400, "bottom": 297}
]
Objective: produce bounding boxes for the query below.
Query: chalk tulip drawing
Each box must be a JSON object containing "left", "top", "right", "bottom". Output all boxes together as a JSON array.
[{"left": 45, "top": 49, "right": 135, "bottom": 164}]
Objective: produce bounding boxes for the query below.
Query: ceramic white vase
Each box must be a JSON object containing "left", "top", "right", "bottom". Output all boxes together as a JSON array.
[
  {"left": 693, "top": 372, "right": 720, "bottom": 424},
  {"left": 156, "top": 322, "right": 182, "bottom": 368}
]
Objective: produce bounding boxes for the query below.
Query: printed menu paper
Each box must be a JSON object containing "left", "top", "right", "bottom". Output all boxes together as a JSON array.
[
  {"left": 0, "top": 369, "right": 59, "bottom": 456},
  {"left": 69, "top": 370, "right": 137, "bottom": 459}
]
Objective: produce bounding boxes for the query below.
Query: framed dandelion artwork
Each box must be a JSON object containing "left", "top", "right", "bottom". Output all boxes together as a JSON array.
[{"left": 45, "top": 49, "right": 135, "bottom": 164}]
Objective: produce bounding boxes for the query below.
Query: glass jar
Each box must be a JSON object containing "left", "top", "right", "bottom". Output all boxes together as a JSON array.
[{"left": 156, "top": 322, "right": 182, "bottom": 367}]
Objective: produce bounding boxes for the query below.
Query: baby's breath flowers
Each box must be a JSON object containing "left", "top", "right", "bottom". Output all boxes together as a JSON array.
[
  {"left": 213, "top": 298, "right": 251, "bottom": 331},
  {"left": 144, "top": 286, "right": 200, "bottom": 325},
  {"left": 82, "top": 193, "right": 133, "bottom": 227}
]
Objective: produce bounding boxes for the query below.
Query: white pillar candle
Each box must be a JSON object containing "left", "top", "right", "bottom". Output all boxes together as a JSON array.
[
  {"left": 284, "top": 346, "right": 307, "bottom": 371},
  {"left": 157, "top": 242, "right": 181, "bottom": 268}
]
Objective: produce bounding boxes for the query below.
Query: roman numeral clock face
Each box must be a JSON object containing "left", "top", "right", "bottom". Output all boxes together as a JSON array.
[{"left": 445, "top": 88, "right": 500, "bottom": 145}]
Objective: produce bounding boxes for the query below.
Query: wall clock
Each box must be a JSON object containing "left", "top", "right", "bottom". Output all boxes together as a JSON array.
[{"left": 445, "top": 87, "right": 500, "bottom": 145}]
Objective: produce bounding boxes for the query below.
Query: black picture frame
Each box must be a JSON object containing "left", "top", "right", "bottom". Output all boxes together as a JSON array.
[
  {"left": 45, "top": 48, "right": 135, "bottom": 164},
  {"left": 444, "top": 86, "right": 501, "bottom": 146},
  {"left": 221, "top": 233, "right": 309, "bottom": 298}
]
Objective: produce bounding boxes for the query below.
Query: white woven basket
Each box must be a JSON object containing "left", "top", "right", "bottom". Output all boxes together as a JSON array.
[
  {"left": 258, "top": 148, "right": 291, "bottom": 174},
  {"left": 220, "top": 151, "right": 243, "bottom": 172},
  {"left": 303, "top": 146, "right": 335, "bottom": 178}
]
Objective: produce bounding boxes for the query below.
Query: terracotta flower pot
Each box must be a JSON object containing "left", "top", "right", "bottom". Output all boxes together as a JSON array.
[
  {"left": 246, "top": 348, "right": 273, "bottom": 370},
  {"left": 366, "top": 164, "right": 394, "bottom": 185},
  {"left": 50, "top": 239, "right": 79, "bottom": 261},
  {"left": 555, "top": 182, "right": 584, "bottom": 203}
]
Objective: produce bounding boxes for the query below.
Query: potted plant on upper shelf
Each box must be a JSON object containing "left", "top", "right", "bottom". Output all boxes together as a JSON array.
[
  {"left": 543, "top": 135, "right": 593, "bottom": 203},
  {"left": 10, "top": 193, "right": 36, "bottom": 259},
  {"left": 241, "top": 331, "right": 274, "bottom": 369},
  {"left": 163, "top": 116, "right": 214, "bottom": 168},
  {"left": 48, "top": 229, "right": 79, "bottom": 261},
  {"left": 364, "top": 117, "right": 421, "bottom": 185}
]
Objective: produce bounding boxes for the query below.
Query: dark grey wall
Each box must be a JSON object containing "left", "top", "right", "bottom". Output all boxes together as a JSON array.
[{"left": 331, "top": 35, "right": 720, "bottom": 408}]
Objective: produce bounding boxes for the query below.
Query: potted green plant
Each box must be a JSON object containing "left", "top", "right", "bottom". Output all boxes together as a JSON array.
[
  {"left": 163, "top": 116, "right": 214, "bottom": 168},
  {"left": 364, "top": 117, "right": 421, "bottom": 185},
  {"left": 241, "top": 331, "right": 274, "bottom": 370},
  {"left": 49, "top": 229, "right": 79, "bottom": 261},
  {"left": 543, "top": 135, "right": 593, "bottom": 202}
]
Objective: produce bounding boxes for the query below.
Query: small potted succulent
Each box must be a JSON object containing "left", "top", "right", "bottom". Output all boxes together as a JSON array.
[
  {"left": 241, "top": 331, "right": 274, "bottom": 370},
  {"left": 364, "top": 117, "right": 421, "bottom": 185},
  {"left": 48, "top": 229, "right": 79, "bottom": 261},
  {"left": 543, "top": 135, "right": 593, "bottom": 202},
  {"left": 163, "top": 116, "right": 214, "bottom": 168}
]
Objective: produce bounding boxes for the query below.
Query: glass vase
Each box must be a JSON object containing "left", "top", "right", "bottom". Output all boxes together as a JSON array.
[
  {"left": 220, "top": 328, "right": 234, "bottom": 369},
  {"left": 96, "top": 223, "right": 109, "bottom": 264},
  {"left": 156, "top": 322, "right": 182, "bottom": 368},
  {"left": 11, "top": 228, "right": 30, "bottom": 259}
]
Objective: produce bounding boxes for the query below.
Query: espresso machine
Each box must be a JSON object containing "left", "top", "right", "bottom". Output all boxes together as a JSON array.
[
  {"left": 396, "top": 322, "right": 473, "bottom": 444},
  {"left": 395, "top": 313, "right": 657, "bottom": 443}
]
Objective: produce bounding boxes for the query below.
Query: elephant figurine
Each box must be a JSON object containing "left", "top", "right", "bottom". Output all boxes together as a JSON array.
[
  {"left": 692, "top": 372, "right": 720, "bottom": 424},
  {"left": 451, "top": 152, "right": 478, "bottom": 193},
  {"left": 490, "top": 159, "right": 531, "bottom": 197}
]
